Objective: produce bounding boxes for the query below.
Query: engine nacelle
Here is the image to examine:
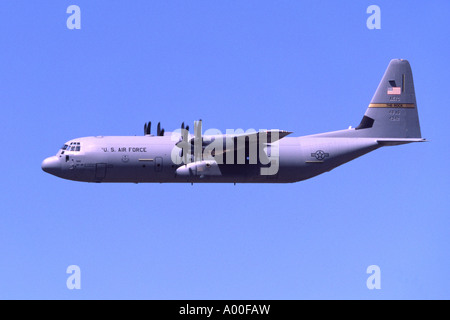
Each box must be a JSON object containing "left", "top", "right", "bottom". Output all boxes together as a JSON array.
[{"left": 176, "top": 160, "right": 222, "bottom": 178}]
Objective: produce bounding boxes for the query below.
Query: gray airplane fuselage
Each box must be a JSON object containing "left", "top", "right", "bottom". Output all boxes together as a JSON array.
[{"left": 42, "top": 134, "right": 382, "bottom": 183}]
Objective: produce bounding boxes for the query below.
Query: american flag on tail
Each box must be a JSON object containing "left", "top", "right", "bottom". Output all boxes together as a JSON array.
[{"left": 387, "top": 87, "right": 401, "bottom": 95}]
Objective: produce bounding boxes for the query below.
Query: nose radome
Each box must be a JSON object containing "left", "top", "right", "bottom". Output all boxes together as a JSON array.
[{"left": 41, "top": 156, "right": 61, "bottom": 176}]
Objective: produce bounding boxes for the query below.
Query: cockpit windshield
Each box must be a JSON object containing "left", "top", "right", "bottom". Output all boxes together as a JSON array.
[{"left": 61, "top": 142, "right": 81, "bottom": 152}]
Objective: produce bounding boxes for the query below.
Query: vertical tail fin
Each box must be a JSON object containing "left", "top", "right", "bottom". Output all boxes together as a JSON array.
[{"left": 356, "top": 59, "right": 422, "bottom": 138}]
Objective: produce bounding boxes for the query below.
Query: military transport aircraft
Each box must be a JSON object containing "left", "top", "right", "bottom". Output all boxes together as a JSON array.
[{"left": 42, "top": 59, "right": 426, "bottom": 183}]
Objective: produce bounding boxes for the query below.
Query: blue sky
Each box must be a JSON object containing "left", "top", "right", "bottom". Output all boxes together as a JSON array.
[{"left": 0, "top": 1, "right": 449, "bottom": 299}]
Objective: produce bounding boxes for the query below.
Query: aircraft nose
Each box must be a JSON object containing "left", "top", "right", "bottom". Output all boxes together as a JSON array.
[{"left": 41, "top": 156, "right": 61, "bottom": 175}]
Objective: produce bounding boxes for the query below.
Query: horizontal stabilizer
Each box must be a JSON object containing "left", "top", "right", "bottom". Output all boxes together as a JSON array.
[{"left": 376, "top": 138, "right": 428, "bottom": 146}]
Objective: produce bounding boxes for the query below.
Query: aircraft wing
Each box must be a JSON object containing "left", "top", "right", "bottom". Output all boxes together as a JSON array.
[
  {"left": 207, "top": 129, "right": 292, "bottom": 158},
  {"left": 174, "top": 120, "right": 292, "bottom": 163},
  {"left": 228, "top": 129, "right": 292, "bottom": 143}
]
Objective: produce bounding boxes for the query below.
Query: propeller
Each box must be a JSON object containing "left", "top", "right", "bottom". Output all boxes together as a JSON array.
[
  {"left": 144, "top": 121, "right": 151, "bottom": 135},
  {"left": 175, "top": 120, "right": 203, "bottom": 163},
  {"left": 193, "top": 119, "right": 202, "bottom": 162},
  {"left": 180, "top": 122, "right": 190, "bottom": 133},
  {"left": 176, "top": 121, "right": 191, "bottom": 164},
  {"left": 157, "top": 122, "right": 165, "bottom": 136}
]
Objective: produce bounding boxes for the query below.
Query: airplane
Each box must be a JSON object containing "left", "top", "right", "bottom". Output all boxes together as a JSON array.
[{"left": 42, "top": 59, "right": 426, "bottom": 184}]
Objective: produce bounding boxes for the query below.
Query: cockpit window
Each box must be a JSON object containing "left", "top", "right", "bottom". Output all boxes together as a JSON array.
[{"left": 63, "top": 142, "right": 81, "bottom": 152}]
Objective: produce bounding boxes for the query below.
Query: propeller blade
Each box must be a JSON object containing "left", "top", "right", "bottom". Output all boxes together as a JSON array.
[
  {"left": 182, "top": 125, "right": 188, "bottom": 146},
  {"left": 147, "top": 121, "right": 151, "bottom": 135},
  {"left": 144, "top": 123, "right": 147, "bottom": 135},
  {"left": 193, "top": 120, "right": 202, "bottom": 162},
  {"left": 160, "top": 128, "right": 165, "bottom": 136},
  {"left": 157, "top": 122, "right": 161, "bottom": 136},
  {"left": 194, "top": 119, "right": 202, "bottom": 139},
  {"left": 175, "top": 121, "right": 192, "bottom": 164}
]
